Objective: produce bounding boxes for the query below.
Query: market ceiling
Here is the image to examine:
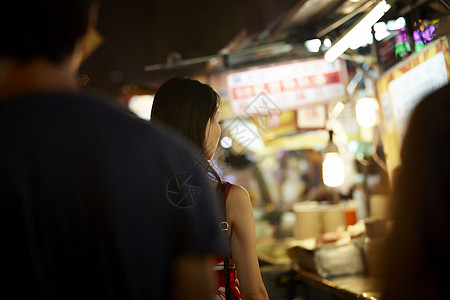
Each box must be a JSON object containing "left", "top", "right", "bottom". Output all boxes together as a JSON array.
[
  {"left": 80, "top": 0, "right": 449, "bottom": 96},
  {"left": 81, "top": 0, "right": 297, "bottom": 95}
]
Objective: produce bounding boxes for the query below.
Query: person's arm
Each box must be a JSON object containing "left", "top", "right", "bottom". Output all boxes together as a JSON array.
[
  {"left": 227, "top": 185, "right": 269, "bottom": 300},
  {"left": 172, "top": 255, "right": 216, "bottom": 300}
]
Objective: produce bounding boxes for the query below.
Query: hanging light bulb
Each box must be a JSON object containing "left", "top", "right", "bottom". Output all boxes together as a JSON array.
[
  {"left": 322, "top": 130, "right": 345, "bottom": 187},
  {"left": 356, "top": 97, "right": 379, "bottom": 128}
]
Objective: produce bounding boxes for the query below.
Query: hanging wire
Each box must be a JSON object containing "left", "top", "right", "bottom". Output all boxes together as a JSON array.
[{"left": 371, "top": 127, "right": 388, "bottom": 173}]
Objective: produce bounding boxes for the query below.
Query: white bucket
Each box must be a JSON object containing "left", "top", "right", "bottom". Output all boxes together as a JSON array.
[
  {"left": 293, "top": 202, "right": 322, "bottom": 240},
  {"left": 322, "top": 204, "right": 345, "bottom": 233}
]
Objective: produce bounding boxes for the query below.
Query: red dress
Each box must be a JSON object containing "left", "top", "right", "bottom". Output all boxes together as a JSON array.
[{"left": 214, "top": 183, "right": 242, "bottom": 300}]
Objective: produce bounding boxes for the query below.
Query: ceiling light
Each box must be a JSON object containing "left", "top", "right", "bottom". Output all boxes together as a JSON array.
[
  {"left": 387, "top": 17, "right": 406, "bottom": 31},
  {"left": 374, "top": 22, "right": 390, "bottom": 41},
  {"left": 355, "top": 97, "right": 379, "bottom": 128},
  {"left": 305, "top": 39, "right": 322, "bottom": 52},
  {"left": 324, "top": 0, "right": 391, "bottom": 62}
]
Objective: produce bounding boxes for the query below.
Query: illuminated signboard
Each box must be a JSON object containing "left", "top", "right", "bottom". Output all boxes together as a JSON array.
[
  {"left": 376, "top": 36, "right": 450, "bottom": 176},
  {"left": 226, "top": 58, "right": 348, "bottom": 117}
]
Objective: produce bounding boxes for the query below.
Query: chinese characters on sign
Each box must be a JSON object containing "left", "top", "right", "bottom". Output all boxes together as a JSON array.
[{"left": 226, "top": 58, "right": 347, "bottom": 117}]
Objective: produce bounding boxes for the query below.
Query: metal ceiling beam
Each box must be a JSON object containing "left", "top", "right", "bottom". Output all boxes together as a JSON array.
[
  {"left": 313, "top": 0, "right": 348, "bottom": 27},
  {"left": 316, "top": 0, "right": 377, "bottom": 38},
  {"left": 143, "top": 42, "right": 294, "bottom": 72},
  {"left": 267, "top": 0, "right": 309, "bottom": 38}
]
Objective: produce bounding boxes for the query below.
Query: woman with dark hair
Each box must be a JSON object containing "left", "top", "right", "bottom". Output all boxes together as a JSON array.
[
  {"left": 381, "top": 83, "right": 450, "bottom": 300},
  {"left": 151, "top": 77, "right": 269, "bottom": 300}
]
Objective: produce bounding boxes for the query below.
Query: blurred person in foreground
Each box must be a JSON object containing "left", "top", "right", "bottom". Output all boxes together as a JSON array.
[
  {"left": 151, "top": 77, "right": 269, "bottom": 300},
  {"left": 0, "top": 1, "right": 225, "bottom": 299},
  {"left": 381, "top": 83, "right": 450, "bottom": 300}
]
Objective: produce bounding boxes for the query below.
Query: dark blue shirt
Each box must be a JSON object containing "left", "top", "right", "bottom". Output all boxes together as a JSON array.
[{"left": 0, "top": 92, "right": 226, "bottom": 299}]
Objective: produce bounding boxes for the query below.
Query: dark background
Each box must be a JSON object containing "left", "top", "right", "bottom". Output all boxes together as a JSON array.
[{"left": 80, "top": 0, "right": 298, "bottom": 96}]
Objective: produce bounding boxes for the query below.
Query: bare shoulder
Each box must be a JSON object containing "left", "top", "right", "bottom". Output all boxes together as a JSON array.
[
  {"left": 227, "top": 184, "right": 249, "bottom": 201},
  {"left": 226, "top": 184, "right": 253, "bottom": 220}
]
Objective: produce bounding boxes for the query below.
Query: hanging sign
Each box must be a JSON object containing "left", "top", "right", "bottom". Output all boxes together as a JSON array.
[
  {"left": 226, "top": 58, "right": 347, "bottom": 117},
  {"left": 376, "top": 36, "right": 450, "bottom": 176},
  {"left": 297, "top": 105, "right": 327, "bottom": 130}
]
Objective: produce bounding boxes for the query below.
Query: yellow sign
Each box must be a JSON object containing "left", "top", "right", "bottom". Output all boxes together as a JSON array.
[{"left": 376, "top": 36, "right": 450, "bottom": 178}]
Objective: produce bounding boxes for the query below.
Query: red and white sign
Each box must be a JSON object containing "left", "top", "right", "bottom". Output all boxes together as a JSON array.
[
  {"left": 226, "top": 58, "right": 347, "bottom": 117},
  {"left": 297, "top": 105, "right": 327, "bottom": 129}
]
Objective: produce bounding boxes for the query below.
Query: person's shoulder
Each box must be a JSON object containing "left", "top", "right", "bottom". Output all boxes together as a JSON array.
[
  {"left": 68, "top": 92, "right": 187, "bottom": 144},
  {"left": 146, "top": 120, "right": 206, "bottom": 159},
  {"left": 73, "top": 92, "right": 138, "bottom": 118},
  {"left": 228, "top": 184, "right": 249, "bottom": 198},
  {"left": 227, "top": 184, "right": 251, "bottom": 206},
  {"left": 226, "top": 184, "right": 254, "bottom": 226},
  {"left": 0, "top": 91, "right": 127, "bottom": 116}
]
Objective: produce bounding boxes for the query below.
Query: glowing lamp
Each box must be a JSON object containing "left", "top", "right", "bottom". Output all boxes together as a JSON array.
[
  {"left": 355, "top": 97, "right": 379, "bottom": 128},
  {"left": 322, "top": 130, "right": 345, "bottom": 187},
  {"left": 324, "top": 0, "right": 391, "bottom": 62}
]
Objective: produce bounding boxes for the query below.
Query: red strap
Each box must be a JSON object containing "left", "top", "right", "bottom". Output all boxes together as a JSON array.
[{"left": 225, "top": 183, "right": 233, "bottom": 199}]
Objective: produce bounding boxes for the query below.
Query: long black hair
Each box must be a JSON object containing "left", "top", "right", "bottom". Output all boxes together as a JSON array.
[{"left": 150, "top": 77, "right": 222, "bottom": 184}]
